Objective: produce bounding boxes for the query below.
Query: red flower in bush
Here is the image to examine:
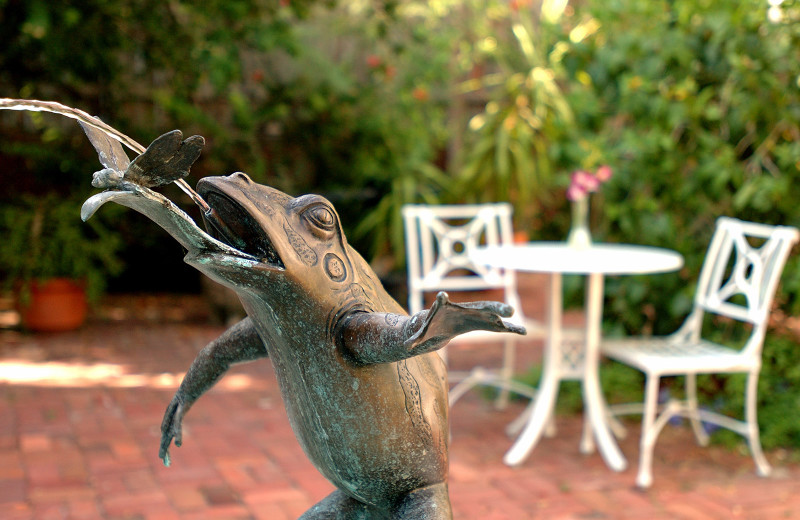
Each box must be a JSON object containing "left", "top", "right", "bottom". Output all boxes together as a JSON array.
[{"left": 412, "top": 87, "right": 429, "bottom": 101}]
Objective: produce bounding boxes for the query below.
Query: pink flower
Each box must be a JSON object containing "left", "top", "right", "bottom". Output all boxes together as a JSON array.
[
  {"left": 566, "top": 165, "right": 612, "bottom": 201},
  {"left": 572, "top": 170, "right": 601, "bottom": 192},
  {"left": 595, "top": 165, "right": 613, "bottom": 182},
  {"left": 566, "top": 183, "right": 587, "bottom": 201}
]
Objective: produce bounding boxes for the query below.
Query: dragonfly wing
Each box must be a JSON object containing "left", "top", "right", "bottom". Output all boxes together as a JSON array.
[
  {"left": 125, "top": 130, "right": 204, "bottom": 187},
  {"left": 79, "top": 120, "right": 131, "bottom": 172},
  {"left": 125, "top": 130, "right": 182, "bottom": 187}
]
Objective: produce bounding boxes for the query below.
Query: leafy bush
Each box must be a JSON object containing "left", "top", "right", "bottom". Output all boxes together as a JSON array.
[
  {"left": 453, "top": 3, "right": 574, "bottom": 227},
  {"left": 549, "top": 0, "right": 800, "bottom": 330},
  {"left": 0, "top": 0, "right": 329, "bottom": 292},
  {"left": 0, "top": 194, "right": 124, "bottom": 302},
  {"left": 510, "top": 0, "right": 800, "bottom": 450},
  {"left": 0, "top": 0, "right": 455, "bottom": 271}
]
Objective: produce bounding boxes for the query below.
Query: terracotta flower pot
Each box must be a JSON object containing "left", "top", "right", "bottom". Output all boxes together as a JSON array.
[{"left": 16, "top": 278, "right": 88, "bottom": 332}]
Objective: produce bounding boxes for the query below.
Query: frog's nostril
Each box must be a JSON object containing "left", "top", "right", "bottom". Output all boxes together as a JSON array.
[{"left": 231, "top": 172, "right": 252, "bottom": 183}]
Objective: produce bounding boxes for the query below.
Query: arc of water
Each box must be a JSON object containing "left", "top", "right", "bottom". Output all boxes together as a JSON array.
[{"left": 0, "top": 98, "right": 209, "bottom": 213}]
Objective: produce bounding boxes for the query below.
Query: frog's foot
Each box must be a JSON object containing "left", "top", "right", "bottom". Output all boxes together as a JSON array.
[
  {"left": 159, "top": 392, "right": 188, "bottom": 467},
  {"left": 406, "top": 291, "right": 526, "bottom": 355}
]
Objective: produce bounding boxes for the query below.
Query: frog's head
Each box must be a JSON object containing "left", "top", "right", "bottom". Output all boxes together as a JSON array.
[{"left": 196, "top": 173, "right": 358, "bottom": 303}]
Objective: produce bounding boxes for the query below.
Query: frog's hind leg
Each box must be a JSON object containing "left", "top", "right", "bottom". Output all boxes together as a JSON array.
[
  {"left": 392, "top": 483, "right": 452, "bottom": 520},
  {"left": 298, "top": 490, "right": 388, "bottom": 520}
]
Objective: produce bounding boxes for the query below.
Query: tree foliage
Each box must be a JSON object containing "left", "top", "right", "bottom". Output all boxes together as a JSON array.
[
  {"left": 549, "top": 0, "right": 800, "bottom": 330},
  {"left": 546, "top": 0, "right": 800, "bottom": 450},
  {"left": 0, "top": 0, "right": 452, "bottom": 282}
]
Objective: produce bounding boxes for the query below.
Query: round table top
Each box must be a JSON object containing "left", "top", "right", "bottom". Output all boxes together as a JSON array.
[{"left": 471, "top": 242, "right": 684, "bottom": 275}]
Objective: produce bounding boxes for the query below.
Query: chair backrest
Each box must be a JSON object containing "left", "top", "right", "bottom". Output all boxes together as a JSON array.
[
  {"left": 402, "top": 203, "right": 522, "bottom": 316},
  {"left": 692, "top": 217, "right": 799, "bottom": 351}
]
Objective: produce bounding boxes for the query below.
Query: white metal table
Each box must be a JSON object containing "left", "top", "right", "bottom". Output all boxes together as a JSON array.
[{"left": 470, "top": 242, "right": 684, "bottom": 471}]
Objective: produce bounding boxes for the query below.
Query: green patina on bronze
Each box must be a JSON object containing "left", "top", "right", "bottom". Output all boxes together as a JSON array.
[{"left": 82, "top": 131, "right": 526, "bottom": 519}]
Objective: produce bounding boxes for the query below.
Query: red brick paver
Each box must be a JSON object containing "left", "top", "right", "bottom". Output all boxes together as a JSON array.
[{"left": 1, "top": 289, "right": 799, "bottom": 519}]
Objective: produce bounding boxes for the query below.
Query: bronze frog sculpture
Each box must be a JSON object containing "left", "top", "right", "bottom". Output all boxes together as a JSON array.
[{"left": 81, "top": 131, "right": 526, "bottom": 519}]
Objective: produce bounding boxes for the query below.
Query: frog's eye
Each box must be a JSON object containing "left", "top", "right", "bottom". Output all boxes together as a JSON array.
[{"left": 302, "top": 204, "right": 337, "bottom": 236}]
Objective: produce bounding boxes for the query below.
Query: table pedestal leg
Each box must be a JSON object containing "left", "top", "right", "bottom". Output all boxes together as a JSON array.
[
  {"left": 503, "top": 272, "right": 627, "bottom": 472},
  {"left": 503, "top": 273, "right": 563, "bottom": 466},
  {"left": 581, "top": 273, "right": 627, "bottom": 471}
]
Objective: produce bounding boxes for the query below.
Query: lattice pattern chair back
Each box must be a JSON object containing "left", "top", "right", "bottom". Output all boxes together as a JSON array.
[
  {"left": 403, "top": 203, "right": 520, "bottom": 315},
  {"left": 600, "top": 216, "right": 799, "bottom": 488},
  {"left": 695, "top": 218, "right": 798, "bottom": 334},
  {"left": 402, "top": 203, "right": 538, "bottom": 408}
]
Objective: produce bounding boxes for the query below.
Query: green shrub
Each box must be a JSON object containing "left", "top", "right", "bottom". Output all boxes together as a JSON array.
[
  {"left": 509, "top": 1, "right": 800, "bottom": 450},
  {"left": 0, "top": 194, "right": 124, "bottom": 303},
  {"left": 552, "top": 0, "right": 800, "bottom": 450},
  {"left": 549, "top": 0, "right": 800, "bottom": 329}
]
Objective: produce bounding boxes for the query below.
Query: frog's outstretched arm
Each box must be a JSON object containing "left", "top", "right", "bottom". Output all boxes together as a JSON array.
[
  {"left": 159, "top": 317, "right": 266, "bottom": 466},
  {"left": 338, "top": 291, "right": 526, "bottom": 366}
]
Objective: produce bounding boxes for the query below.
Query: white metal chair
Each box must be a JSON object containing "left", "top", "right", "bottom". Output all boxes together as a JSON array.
[
  {"left": 402, "top": 203, "right": 545, "bottom": 408},
  {"left": 601, "top": 217, "right": 799, "bottom": 488}
]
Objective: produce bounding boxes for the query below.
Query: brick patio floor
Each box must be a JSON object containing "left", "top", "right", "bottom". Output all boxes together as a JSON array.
[{"left": 1, "top": 288, "right": 799, "bottom": 519}]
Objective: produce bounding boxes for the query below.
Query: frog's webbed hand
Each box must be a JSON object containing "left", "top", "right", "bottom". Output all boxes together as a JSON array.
[
  {"left": 160, "top": 317, "right": 266, "bottom": 466},
  {"left": 339, "top": 291, "right": 525, "bottom": 365},
  {"left": 404, "top": 292, "right": 526, "bottom": 355}
]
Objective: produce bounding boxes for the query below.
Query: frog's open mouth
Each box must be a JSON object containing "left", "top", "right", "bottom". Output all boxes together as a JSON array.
[{"left": 202, "top": 191, "right": 285, "bottom": 269}]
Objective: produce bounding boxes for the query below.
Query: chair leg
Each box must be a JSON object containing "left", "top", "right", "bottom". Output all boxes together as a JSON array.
[
  {"left": 448, "top": 368, "right": 487, "bottom": 407},
  {"left": 580, "top": 406, "right": 595, "bottom": 454},
  {"left": 745, "top": 371, "right": 771, "bottom": 477},
  {"left": 494, "top": 337, "right": 515, "bottom": 409},
  {"left": 636, "top": 374, "right": 661, "bottom": 488},
  {"left": 685, "top": 373, "right": 709, "bottom": 446},
  {"left": 506, "top": 406, "right": 557, "bottom": 438}
]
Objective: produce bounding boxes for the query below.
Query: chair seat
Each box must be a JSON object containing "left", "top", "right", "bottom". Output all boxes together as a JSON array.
[{"left": 602, "top": 337, "right": 756, "bottom": 375}]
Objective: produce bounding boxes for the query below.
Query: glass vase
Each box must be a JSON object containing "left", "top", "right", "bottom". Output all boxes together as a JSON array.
[{"left": 567, "top": 197, "right": 592, "bottom": 249}]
